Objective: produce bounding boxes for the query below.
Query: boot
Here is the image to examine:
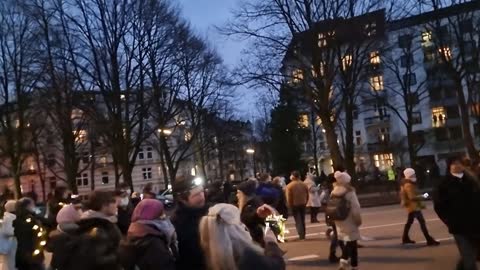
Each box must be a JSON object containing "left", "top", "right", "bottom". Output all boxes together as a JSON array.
[
  {"left": 338, "top": 259, "right": 351, "bottom": 270},
  {"left": 402, "top": 238, "right": 416, "bottom": 245},
  {"left": 426, "top": 237, "right": 440, "bottom": 246}
]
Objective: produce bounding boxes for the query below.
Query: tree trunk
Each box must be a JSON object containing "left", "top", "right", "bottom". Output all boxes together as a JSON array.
[
  {"left": 90, "top": 142, "right": 96, "bottom": 191},
  {"left": 13, "top": 173, "right": 22, "bottom": 199},
  {"left": 218, "top": 147, "right": 225, "bottom": 181},
  {"left": 159, "top": 144, "right": 170, "bottom": 188},
  {"left": 310, "top": 110, "right": 320, "bottom": 176},
  {"left": 321, "top": 118, "right": 345, "bottom": 169},
  {"left": 455, "top": 79, "right": 478, "bottom": 161},
  {"left": 344, "top": 99, "right": 356, "bottom": 176}
]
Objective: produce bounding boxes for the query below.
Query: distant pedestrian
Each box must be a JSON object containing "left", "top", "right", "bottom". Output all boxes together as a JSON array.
[
  {"left": 324, "top": 172, "right": 344, "bottom": 263},
  {"left": 120, "top": 199, "right": 178, "bottom": 270},
  {"left": 45, "top": 186, "right": 69, "bottom": 229},
  {"left": 115, "top": 186, "right": 133, "bottom": 236},
  {"left": 272, "top": 177, "right": 288, "bottom": 219},
  {"left": 285, "top": 171, "right": 308, "bottom": 240},
  {"left": 171, "top": 176, "right": 208, "bottom": 270},
  {"left": 400, "top": 168, "right": 439, "bottom": 246},
  {"left": 304, "top": 173, "right": 321, "bottom": 223},
  {"left": 199, "top": 203, "right": 285, "bottom": 270},
  {"left": 434, "top": 156, "right": 480, "bottom": 270},
  {"left": 1, "top": 200, "right": 17, "bottom": 270},
  {"left": 331, "top": 171, "right": 362, "bottom": 270}
]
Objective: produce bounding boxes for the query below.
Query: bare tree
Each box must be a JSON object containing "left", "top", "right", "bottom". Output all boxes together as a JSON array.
[{"left": 0, "top": 0, "right": 39, "bottom": 198}]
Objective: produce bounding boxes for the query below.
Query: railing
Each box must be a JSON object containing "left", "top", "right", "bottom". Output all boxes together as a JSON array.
[{"left": 364, "top": 115, "right": 390, "bottom": 126}]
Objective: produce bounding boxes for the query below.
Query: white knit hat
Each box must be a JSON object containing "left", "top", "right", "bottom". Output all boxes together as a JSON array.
[
  {"left": 334, "top": 171, "right": 351, "bottom": 185},
  {"left": 403, "top": 168, "right": 416, "bottom": 181}
]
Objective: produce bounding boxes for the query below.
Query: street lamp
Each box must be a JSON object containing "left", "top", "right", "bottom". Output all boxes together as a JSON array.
[
  {"left": 158, "top": 128, "right": 172, "bottom": 136},
  {"left": 246, "top": 148, "right": 257, "bottom": 176}
]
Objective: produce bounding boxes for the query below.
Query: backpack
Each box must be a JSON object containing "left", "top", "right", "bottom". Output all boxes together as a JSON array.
[{"left": 325, "top": 194, "right": 351, "bottom": 221}]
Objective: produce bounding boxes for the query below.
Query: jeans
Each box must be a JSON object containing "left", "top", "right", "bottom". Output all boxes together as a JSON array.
[
  {"left": 454, "top": 234, "right": 478, "bottom": 270},
  {"left": 403, "top": 211, "right": 432, "bottom": 241},
  {"left": 292, "top": 206, "right": 306, "bottom": 239},
  {"left": 341, "top": 240, "right": 358, "bottom": 267},
  {"left": 310, "top": 207, "right": 319, "bottom": 222}
]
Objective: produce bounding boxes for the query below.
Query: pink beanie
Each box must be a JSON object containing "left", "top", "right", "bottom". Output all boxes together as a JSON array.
[
  {"left": 334, "top": 171, "right": 351, "bottom": 185},
  {"left": 56, "top": 204, "right": 81, "bottom": 224},
  {"left": 131, "top": 199, "right": 164, "bottom": 222}
]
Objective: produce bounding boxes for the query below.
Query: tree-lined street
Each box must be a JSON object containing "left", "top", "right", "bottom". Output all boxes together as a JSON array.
[{"left": 282, "top": 202, "right": 478, "bottom": 269}]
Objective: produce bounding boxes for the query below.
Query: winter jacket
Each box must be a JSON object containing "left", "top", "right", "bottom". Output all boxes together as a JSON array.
[
  {"left": 237, "top": 242, "right": 286, "bottom": 270},
  {"left": 285, "top": 180, "right": 309, "bottom": 208},
  {"left": 400, "top": 179, "right": 424, "bottom": 213},
  {"left": 117, "top": 205, "right": 133, "bottom": 235},
  {"left": 13, "top": 211, "right": 46, "bottom": 270},
  {"left": 119, "top": 219, "right": 178, "bottom": 270},
  {"left": 52, "top": 212, "right": 123, "bottom": 270},
  {"left": 46, "top": 223, "right": 79, "bottom": 270},
  {"left": 240, "top": 196, "right": 265, "bottom": 247},
  {"left": 171, "top": 202, "right": 208, "bottom": 270},
  {"left": 256, "top": 182, "right": 281, "bottom": 206},
  {"left": 434, "top": 173, "right": 480, "bottom": 235},
  {"left": 0, "top": 212, "right": 17, "bottom": 270},
  {"left": 273, "top": 185, "right": 289, "bottom": 219},
  {"left": 304, "top": 178, "right": 321, "bottom": 208},
  {"left": 331, "top": 184, "right": 362, "bottom": 241}
]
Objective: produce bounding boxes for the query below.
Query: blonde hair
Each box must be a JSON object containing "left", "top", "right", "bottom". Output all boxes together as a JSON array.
[{"left": 200, "top": 203, "right": 263, "bottom": 270}]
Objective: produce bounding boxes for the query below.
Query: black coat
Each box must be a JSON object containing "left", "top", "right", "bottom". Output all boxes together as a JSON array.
[
  {"left": 241, "top": 197, "right": 265, "bottom": 247},
  {"left": 117, "top": 206, "right": 133, "bottom": 235},
  {"left": 120, "top": 233, "right": 177, "bottom": 270},
  {"left": 237, "top": 242, "right": 286, "bottom": 270},
  {"left": 13, "top": 212, "right": 46, "bottom": 270},
  {"left": 434, "top": 173, "right": 480, "bottom": 235},
  {"left": 171, "top": 203, "right": 208, "bottom": 270},
  {"left": 46, "top": 224, "right": 79, "bottom": 270},
  {"left": 53, "top": 217, "right": 122, "bottom": 270}
]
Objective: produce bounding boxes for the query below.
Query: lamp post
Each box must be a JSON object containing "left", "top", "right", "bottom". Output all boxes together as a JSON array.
[{"left": 246, "top": 148, "right": 256, "bottom": 177}]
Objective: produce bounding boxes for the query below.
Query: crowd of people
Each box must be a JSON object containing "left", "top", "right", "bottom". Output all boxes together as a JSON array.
[{"left": 0, "top": 154, "right": 479, "bottom": 270}]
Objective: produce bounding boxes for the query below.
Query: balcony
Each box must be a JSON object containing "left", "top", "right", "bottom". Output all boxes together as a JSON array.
[
  {"left": 362, "top": 90, "right": 387, "bottom": 103},
  {"left": 364, "top": 115, "right": 390, "bottom": 126}
]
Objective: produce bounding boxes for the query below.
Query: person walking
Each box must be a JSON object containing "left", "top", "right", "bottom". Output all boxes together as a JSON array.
[
  {"left": 13, "top": 198, "right": 47, "bottom": 270},
  {"left": 115, "top": 188, "right": 133, "bottom": 236},
  {"left": 331, "top": 171, "right": 362, "bottom": 270},
  {"left": 400, "top": 168, "right": 439, "bottom": 246},
  {"left": 434, "top": 156, "right": 480, "bottom": 270},
  {"left": 199, "top": 203, "right": 285, "bottom": 270},
  {"left": 304, "top": 174, "right": 321, "bottom": 223},
  {"left": 0, "top": 200, "right": 17, "bottom": 270},
  {"left": 120, "top": 199, "right": 177, "bottom": 270},
  {"left": 171, "top": 176, "right": 208, "bottom": 270},
  {"left": 285, "top": 171, "right": 309, "bottom": 240}
]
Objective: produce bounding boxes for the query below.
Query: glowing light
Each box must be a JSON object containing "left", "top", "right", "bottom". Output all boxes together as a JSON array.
[
  {"left": 37, "top": 232, "right": 43, "bottom": 237},
  {"left": 193, "top": 177, "right": 203, "bottom": 186},
  {"left": 33, "top": 225, "right": 39, "bottom": 230},
  {"left": 33, "top": 250, "right": 40, "bottom": 256},
  {"left": 40, "top": 241, "right": 46, "bottom": 246},
  {"left": 246, "top": 148, "right": 255, "bottom": 154},
  {"left": 26, "top": 218, "right": 32, "bottom": 223},
  {"left": 167, "top": 184, "right": 172, "bottom": 190}
]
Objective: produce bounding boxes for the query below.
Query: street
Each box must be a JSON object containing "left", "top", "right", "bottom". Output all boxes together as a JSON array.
[{"left": 281, "top": 202, "right": 479, "bottom": 270}]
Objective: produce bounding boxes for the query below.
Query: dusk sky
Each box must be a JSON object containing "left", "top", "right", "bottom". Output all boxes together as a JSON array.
[{"left": 178, "top": 0, "right": 259, "bottom": 119}]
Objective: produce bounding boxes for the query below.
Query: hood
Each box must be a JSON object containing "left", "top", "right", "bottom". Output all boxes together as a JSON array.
[
  {"left": 128, "top": 219, "right": 178, "bottom": 247},
  {"left": 331, "top": 185, "right": 353, "bottom": 196},
  {"left": 81, "top": 210, "right": 118, "bottom": 224},
  {"left": 2, "top": 212, "right": 16, "bottom": 223}
]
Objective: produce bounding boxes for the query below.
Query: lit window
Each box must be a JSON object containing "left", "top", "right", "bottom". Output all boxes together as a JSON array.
[
  {"left": 373, "top": 153, "right": 394, "bottom": 170},
  {"left": 312, "top": 62, "right": 325, "bottom": 77},
  {"left": 315, "top": 116, "right": 322, "bottom": 126},
  {"left": 421, "top": 31, "right": 432, "bottom": 43},
  {"left": 100, "top": 156, "right": 107, "bottom": 166},
  {"left": 120, "top": 94, "right": 126, "bottom": 100},
  {"left": 370, "top": 51, "right": 380, "bottom": 64},
  {"left": 365, "top": 22, "right": 377, "bottom": 37},
  {"left": 342, "top": 54, "right": 352, "bottom": 70},
  {"left": 142, "top": 167, "right": 152, "bottom": 180},
  {"left": 432, "top": 107, "right": 446, "bottom": 127},
  {"left": 378, "top": 128, "right": 390, "bottom": 143},
  {"left": 318, "top": 32, "right": 327, "bottom": 47},
  {"left": 75, "top": 130, "right": 87, "bottom": 143},
  {"left": 370, "top": 75, "right": 384, "bottom": 91},
  {"left": 439, "top": 47, "right": 452, "bottom": 61},
  {"left": 298, "top": 114, "right": 309, "bottom": 128},
  {"left": 191, "top": 167, "right": 196, "bottom": 176},
  {"left": 292, "top": 69, "right": 304, "bottom": 83},
  {"left": 184, "top": 131, "right": 192, "bottom": 142}
]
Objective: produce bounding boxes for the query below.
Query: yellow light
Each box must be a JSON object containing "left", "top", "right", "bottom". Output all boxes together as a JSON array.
[
  {"left": 26, "top": 218, "right": 32, "bottom": 223},
  {"left": 59, "top": 202, "right": 65, "bottom": 206},
  {"left": 37, "top": 232, "right": 43, "bottom": 237},
  {"left": 33, "top": 225, "right": 39, "bottom": 230},
  {"left": 40, "top": 241, "right": 46, "bottom": 246},
  {"left": 33, "top": 249, "right": 40, "bottom": 256}
]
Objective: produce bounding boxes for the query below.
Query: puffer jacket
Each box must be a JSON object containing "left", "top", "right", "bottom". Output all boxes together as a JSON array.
[
  {"left": 400, "top": 179, "right": 424, "bottom": 213},
  {"left": 331, "top": 184, "right": 362, "bottom": 241},
  {"left": 46, "top": 223, "right": 79, "bottom": 270},
  {"left": 53, "top": 212, "right": 122, "bottom": 270}
]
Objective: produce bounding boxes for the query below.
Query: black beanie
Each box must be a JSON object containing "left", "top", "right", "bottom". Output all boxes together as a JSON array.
[{"left": 237, "top": 180, "right": 257, "bottom": 196}]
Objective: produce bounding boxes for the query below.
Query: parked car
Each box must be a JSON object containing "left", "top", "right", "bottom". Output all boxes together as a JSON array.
[{"left": 156, "top": 187, "right": 175, "bottom": 209}]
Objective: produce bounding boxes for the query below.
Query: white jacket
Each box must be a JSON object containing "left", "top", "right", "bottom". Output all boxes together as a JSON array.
[
  {"left": 304, "top": 178, "right": 322, "bottom": 207},
  {"left": 331, "top": 185, "right": 362, "bottom": 241},
  {"left": 0, "top": 212, "right": 17, "bottom": 270}
]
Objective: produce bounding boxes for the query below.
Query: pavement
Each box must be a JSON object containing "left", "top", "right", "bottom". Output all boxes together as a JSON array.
[{"left": 281, "top": 202, "right": 480, "bottom": 270}]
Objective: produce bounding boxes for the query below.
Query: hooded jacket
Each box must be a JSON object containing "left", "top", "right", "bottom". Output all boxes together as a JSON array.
[
  {"left": 400, "top": 179, "right": 424, "bottom": 213},
  {"left": 120, "top": 218, "right": 178, "bottom": 270},
  {"left": 331, "top": 184, "right": 362, "bottom": 241}
]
